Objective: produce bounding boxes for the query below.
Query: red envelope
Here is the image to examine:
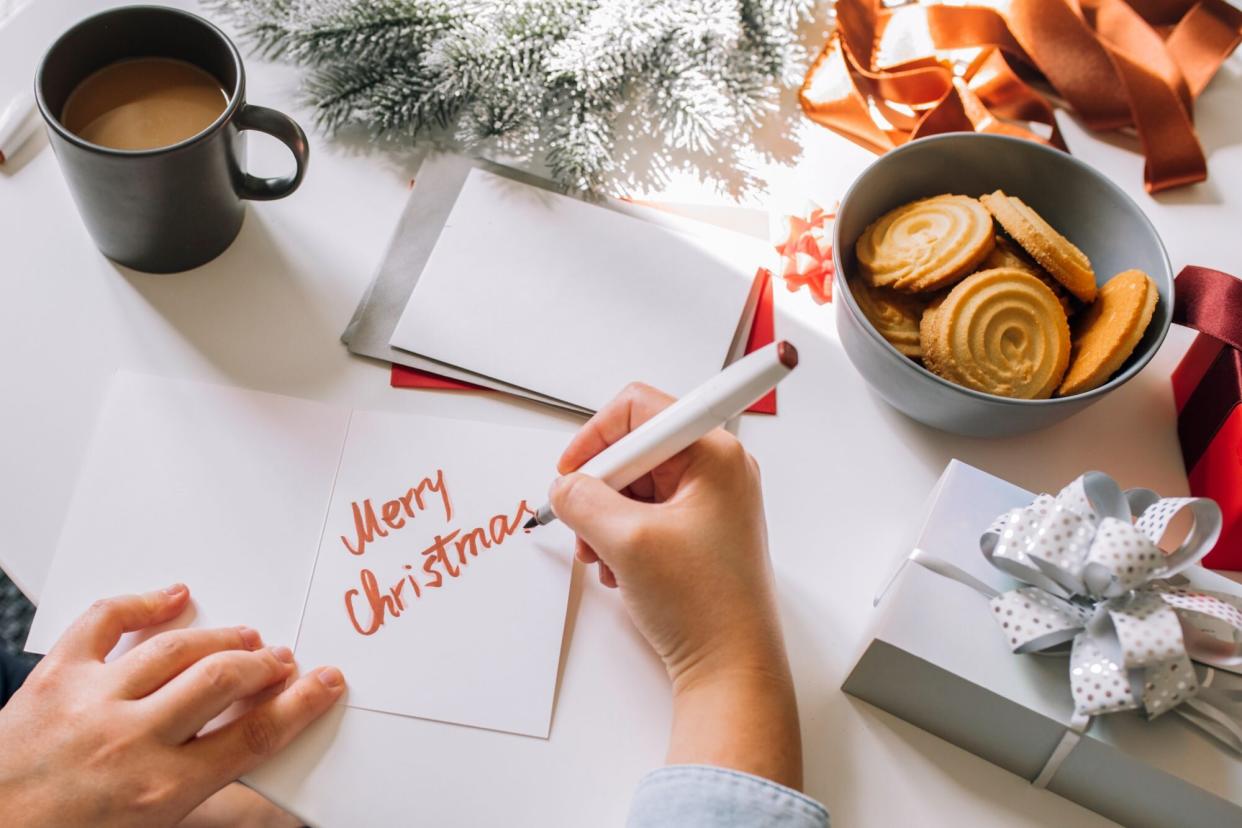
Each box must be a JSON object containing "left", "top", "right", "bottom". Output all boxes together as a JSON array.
[{"left": 392, "top": 267, "right": 778, "bottom": 415}]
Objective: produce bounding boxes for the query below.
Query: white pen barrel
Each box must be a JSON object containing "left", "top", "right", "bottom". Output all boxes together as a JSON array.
[
  {"left": 0, "top": 92, "right": 38, "bottom": 160},
  {"left": 576, "top": 341, "right": 794, "bottom": 492},
  {"left": 577, "top": 409, "right": 710, "bottom": 491}
]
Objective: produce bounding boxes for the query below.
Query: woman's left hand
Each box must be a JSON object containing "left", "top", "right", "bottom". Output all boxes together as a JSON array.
[{"left": 0, "top": 584, "right": 343, "bottom": 828}]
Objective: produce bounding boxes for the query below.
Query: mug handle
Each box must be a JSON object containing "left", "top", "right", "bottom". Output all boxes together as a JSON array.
[{"left": 234, "top": 104, "right": 309, "bottom": 201}]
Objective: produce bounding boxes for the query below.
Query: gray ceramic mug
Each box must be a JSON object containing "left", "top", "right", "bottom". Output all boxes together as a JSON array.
[{"left": 35, "top": 5, "right": 309, "bottom": 273}]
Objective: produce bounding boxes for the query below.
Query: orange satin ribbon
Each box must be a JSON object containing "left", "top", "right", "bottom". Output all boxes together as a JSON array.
[{"left": 800, "top": 0, "right": 1242, "bottom": 193}]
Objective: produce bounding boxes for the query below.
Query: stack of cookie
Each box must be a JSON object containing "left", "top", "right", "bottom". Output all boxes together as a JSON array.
[{"left": 849, "top": 190, "right": 1159, "bottom": 400}]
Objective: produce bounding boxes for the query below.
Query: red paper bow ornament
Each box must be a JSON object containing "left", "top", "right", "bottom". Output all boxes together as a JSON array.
[{"left": 774, "top": 202, "right": 836, "bottom": 304}]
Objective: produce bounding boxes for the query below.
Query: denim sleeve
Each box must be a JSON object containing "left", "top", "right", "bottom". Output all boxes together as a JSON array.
[
  {"left": 0, "top": 651, "right": 37, "bottom": 709},
  {"left": 627, "top": 765, "right": 830, "bottom": 828}
]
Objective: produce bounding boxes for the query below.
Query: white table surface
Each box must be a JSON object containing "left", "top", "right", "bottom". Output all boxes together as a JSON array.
[{"left": 3, "top": 2, "right": 1241, "bottom": 826}]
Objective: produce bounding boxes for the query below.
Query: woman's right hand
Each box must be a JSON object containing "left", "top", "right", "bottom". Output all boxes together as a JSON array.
[{"left": 549, "top": 382, "right": 802, "bottom": 789}]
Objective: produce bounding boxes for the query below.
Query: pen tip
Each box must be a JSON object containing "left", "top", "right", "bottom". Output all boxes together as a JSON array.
[{"left": 523, "top": 517, "right": 538, "bottom": 529}]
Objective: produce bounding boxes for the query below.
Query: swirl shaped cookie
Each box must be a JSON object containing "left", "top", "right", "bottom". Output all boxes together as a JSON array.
[
  {"left": 920, "top": 267, "right": 1071, "bottom": 399},
  {"left": 981, "top": 190, "right": 1097, "bottom": 303},
  {"left": 848, "top": 276, "right": 928, "bottom": 358},
  {"left": 855, "top": 195, "right": 995, "bottom": 293}
]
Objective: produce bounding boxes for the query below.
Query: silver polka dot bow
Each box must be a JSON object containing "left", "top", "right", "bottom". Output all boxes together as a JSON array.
[{"left": 982, "top": 472, "right": 1242, "bottom": 743}]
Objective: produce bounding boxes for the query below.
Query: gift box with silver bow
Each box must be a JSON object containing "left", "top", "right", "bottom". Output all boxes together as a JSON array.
[{"left": 843, "top": 461, "right": 1242, "bottom": 828}]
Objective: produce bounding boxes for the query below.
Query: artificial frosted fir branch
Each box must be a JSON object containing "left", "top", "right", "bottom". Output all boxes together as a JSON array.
[{"left": 213, "top": 0, "right": 814, "bottom": 193}]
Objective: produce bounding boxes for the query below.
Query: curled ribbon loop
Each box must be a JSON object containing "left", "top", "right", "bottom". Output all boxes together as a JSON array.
[
  {"left": 980, "top": 472, "right": 1242, "bottom": 749},
  {"left": 801, "top": 0, "right": 1242, "bottom": 193}
]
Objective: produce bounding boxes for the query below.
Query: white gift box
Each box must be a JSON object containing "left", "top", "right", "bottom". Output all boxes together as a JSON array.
[{"left": 843, "top": 460, "right": 1242, "bottom": 828}]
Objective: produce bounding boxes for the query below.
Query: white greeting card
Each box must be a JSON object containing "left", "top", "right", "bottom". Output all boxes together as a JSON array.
[
  {"left": 29, "top": 373, "right": 574, "bottom": 739},
  {"left": 295, "top": 409, "right": 574, "bottom": 737},
  {"left": 388, "top": 167, "right": 761, "bottom": 411}
]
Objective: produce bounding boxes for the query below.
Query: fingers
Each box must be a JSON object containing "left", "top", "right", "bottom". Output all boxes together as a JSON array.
[
  {"left": 113, "top": 626, "right": 264, "bottom": 699},
  {"left": 575, "top": 538, "right": 599, "bottom": 564},
  {"left": 54, "top": 584, "right": 191, "bottom": 662},
  {"left": 691, "top": 428, "right": 758, "bottom": 482},
  {"left": 557, "top": 383, "right": 677, "bottom": 474},
  {"left": 147, "top": 647, "right": 297, "bottom": 744},
  {"left": 191, "top": 667, "right": 345, "bottom": 782},
  {"left": 623, "top": 475, "right": 656, "bottom": 502},
  {"left": 574, "top": 539, "right": 616, "bottom": 587},
  {"left": 549, "top": 473, "right": 648, "bottom": 563}
]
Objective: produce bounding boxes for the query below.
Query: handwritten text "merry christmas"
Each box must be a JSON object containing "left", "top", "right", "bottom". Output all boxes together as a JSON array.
[{"left": 340, "top": 469, "right": 535, "bottom": 636}]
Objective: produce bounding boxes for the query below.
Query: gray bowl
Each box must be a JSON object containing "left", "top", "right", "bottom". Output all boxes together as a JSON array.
[{"left": 832, "top": 133, "right": 1173, "bottom": 438}]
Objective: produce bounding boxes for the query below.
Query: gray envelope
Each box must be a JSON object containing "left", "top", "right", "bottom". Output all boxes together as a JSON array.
[{"left": 341, "top": 152, "right": 761, "bottom": 415}]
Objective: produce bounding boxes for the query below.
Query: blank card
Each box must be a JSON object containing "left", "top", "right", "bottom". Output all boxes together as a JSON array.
[
  {"left": 26, "top": 372, "right": 350, "bottom": 656},
  {"left": 388, "top": 168, "right": 764, "bottom": 411}
]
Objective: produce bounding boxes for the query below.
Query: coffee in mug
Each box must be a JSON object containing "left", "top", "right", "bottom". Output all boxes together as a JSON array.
[{"left": 61, "top": 57, "right": 228, "bottom": 151}]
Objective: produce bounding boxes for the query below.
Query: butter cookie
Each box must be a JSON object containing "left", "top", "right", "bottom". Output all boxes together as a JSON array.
[
  {"left": 920, "top": 267, "right": 1071, "bottom": 399},
  {"left": 1057, "top": 269, "right": 1158, "bottom": 396},
  {"left": 982, "top": 235, "right": 1076, "bottom": 317},
  {"left": 856, "top": 195, "right": 995, "bottom": 293},
  {"left": 849, "top": 275, "right": 929, "bottom": 358},
  {"left": 980, "top": 190, "right": 1096, "bottom": 303}
]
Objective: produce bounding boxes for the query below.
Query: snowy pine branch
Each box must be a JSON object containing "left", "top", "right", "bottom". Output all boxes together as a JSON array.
[{"left": 213, "top": 0, "right": 814, "bottom": 192}]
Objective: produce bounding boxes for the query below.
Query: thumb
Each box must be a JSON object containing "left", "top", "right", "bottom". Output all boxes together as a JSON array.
[{"left": 549, "top": 473, "right": 649, "bottom": 562}]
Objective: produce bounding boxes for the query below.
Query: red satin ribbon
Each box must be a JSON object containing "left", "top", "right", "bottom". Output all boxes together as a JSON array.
[
  {"left": 800, "top": 0, "right": 1242, "bottom": 193},
  {"left": 1173, "top": 266, "right": 1242, "bottom": 470},
  {"left": 1174, "top": 265, "right": 1242, "bottom": 351}
]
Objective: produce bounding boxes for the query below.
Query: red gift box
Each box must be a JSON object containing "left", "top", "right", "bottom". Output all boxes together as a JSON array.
[{"left": 1170, "top": 266, "right": 1242, "bottom": 570}]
